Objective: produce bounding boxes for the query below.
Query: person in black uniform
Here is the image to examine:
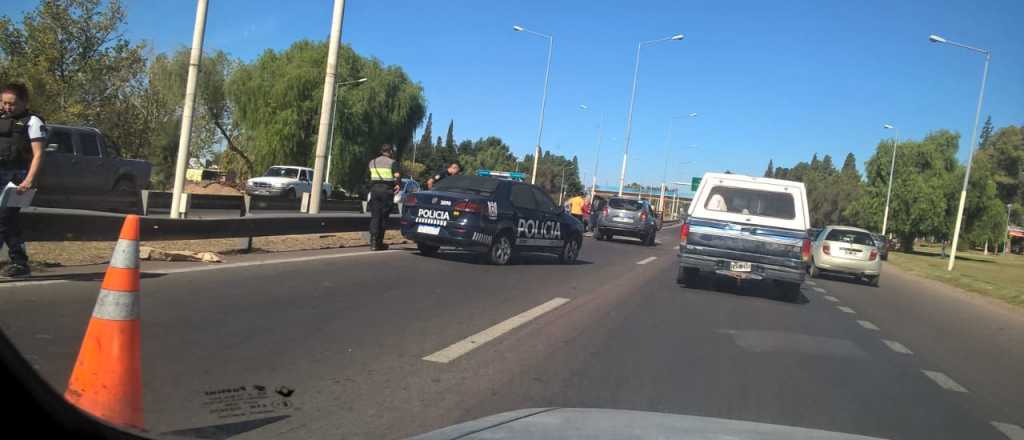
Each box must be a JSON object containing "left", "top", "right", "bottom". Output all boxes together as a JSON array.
[
  {"left": 367, "top": 144, "right": 401, "bottom": 251},
  {"left": 426, "top": 161, "right": 461, "bottom": 189},
  {"left": 0, "top": 83, "right": 46, "bottom": 277}
]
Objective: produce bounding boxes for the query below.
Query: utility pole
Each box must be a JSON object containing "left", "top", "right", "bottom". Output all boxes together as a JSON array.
[
  {"left": 169, "top": 0, "right": 209, "bottom": 219},
  {"left": 309, "top": 0, "right": 347, "bottom": 214}
]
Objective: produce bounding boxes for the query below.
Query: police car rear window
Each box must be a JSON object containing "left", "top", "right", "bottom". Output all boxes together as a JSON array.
[
  {"left": 609, "top": 199, "right": 642, "bottom": 211},
  {"left": 432, "top": 175, "right": 500, "bottom": 196}
]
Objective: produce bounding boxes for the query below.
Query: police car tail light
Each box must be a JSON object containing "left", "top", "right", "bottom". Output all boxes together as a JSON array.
[
  {"left": 679, "top": 223, "right": 689, "bottom": 245},
  {"left": 454, "top": 201, "right": 481, "bottom": 213},
  {"left": 404, "top": 194, "right": 417, "bottom": 206}
]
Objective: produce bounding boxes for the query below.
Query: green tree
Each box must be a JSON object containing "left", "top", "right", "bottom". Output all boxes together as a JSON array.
[
  {"left": 978, "top": 125, "right": 1023, "bottom": 206},
  {"left": 979, "top": 115, "right": 994, "bottom": 148},
  {"left": 457, "top": 137, "right": 517, "bottom": 174},
  {"left": 845, "top": 131, "right": 961, "bottom": 251},
  {"left": 227, "top": 40, "right": 425, "bottom": 192},
  {"left": 764, "top": 159, "right": 774, "bottom": 178}
]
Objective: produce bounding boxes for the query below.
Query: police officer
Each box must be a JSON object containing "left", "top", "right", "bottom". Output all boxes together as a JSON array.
[
  {"left": 0, "top": 82, "right": 46, "bottom": 277},
  {"left": 426, "top": 161, "right": 461, "bottom": 190},
  {"left": 367, "top": 144, "right": 400, "bottom": 251}
]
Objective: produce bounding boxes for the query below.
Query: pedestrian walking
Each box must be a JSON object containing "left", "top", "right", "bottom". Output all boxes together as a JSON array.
[
  {"left": 0, "top": 82, "right": 46, "bottom": 277},
  {"left": 367, "top": 144, "right": 400, "bottom": 251}
]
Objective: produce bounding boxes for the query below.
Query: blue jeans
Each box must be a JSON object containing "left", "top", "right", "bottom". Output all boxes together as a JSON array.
[{"left": 0, "top": 169, "right": 28, "bottom": 266}]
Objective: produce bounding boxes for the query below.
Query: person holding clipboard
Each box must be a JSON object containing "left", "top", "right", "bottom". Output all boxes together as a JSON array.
[{"left": 0, "top": 82, "right": 46, "bottom": 278}]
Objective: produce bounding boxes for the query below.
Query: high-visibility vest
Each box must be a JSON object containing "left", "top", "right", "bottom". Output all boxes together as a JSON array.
[{"left": 368, "top": 155, "right": 396, "bottom": 182}]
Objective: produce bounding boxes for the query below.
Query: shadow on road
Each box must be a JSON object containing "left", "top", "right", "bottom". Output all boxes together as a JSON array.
[
  {"left": 416, "top": 250, "right": 593, "bottom": 266},
  {"left": 595, "top": 236, "right": 658, "bottom": 247},
  {"left": 0, "top": 272, "right": 168, "bottom": 284},
  {"left": 683, "top": 276, "right": 810, "bottom": 305}
]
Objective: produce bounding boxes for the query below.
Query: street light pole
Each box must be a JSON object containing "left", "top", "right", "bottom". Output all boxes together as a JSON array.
[
  {"left": 579, "top": 104, "right": 604, "bottom": 205},
  {"left": 929, "top": 34, "right": 991, "bottom": 271},
  {"left": 309, "top": 0, "right": 347, "bottom": 214},
  {"left": 881, "top": 124, "right": 899, "bottom": 236},
  {"left": 617, "top": 33, "right": 685, "bottom": 196},
  {"left": 1006, "top": 204, "right": 1014, "bottom": 256},
  {"left": 169, "top": 0, "right": 209, "bottom": 219},
  {"left": 659, "top": 113, "right": 697, "bottom": 215},
  {"left": 559, "top": 166, "right": 567, "bottom": 205},
  {"left": 514, "top": 25, "right": 554, "bottom": 185},
  {"left": 325, "top": 77, "right": 368, "bottom": 185}
]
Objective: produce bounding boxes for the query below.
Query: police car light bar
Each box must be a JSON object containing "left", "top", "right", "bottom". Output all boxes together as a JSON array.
[{"left": 476, "top": 169, "right": 527, "bottom": 182}]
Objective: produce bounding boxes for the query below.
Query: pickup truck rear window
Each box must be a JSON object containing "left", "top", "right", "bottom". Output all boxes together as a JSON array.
[
  {"left": 704, "top": 186, "right": 795, "bottom": 219},
  {"left": 826, "top": 229, "right": 875, "bottom": 246},
  {"left": 609, "top": 199, "right": 642, "bottom": 211}
]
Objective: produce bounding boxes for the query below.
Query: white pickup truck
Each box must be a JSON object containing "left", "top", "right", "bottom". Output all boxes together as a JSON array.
[
  {"left": 245, "top": 166, "right": 331, "bottom": 200},
  {"left": 677, "top": 172, "right": 811, "bottom": 302}
]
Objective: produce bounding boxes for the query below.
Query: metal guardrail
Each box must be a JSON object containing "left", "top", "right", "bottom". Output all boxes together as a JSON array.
[
  {"left": 30, "top": 189, "right": 363, "bottom": 215},
  {"left": 23, "top": 211, "right": 400, "bottom": 242}
]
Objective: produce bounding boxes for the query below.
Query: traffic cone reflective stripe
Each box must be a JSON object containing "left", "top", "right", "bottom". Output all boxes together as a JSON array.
[{"left": 65, "top": 215, "right": 144, "bottom": 429}]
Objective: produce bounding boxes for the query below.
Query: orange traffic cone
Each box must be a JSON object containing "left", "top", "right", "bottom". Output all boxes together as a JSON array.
[{"left": 65, "top": 214, "right": 143, "bottom": 429}]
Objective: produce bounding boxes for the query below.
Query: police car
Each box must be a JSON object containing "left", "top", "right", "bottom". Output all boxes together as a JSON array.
[{"left": 400, "top": 175, "right": 584, "bottom": 265}]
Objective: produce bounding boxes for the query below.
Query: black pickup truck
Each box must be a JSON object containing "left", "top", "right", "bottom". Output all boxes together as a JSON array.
[
  {"left": 35, "top": 125, "right": 152, "bottom": 193},
  {"left": 676, "top": 173, "right": 811, "bottom": 302}
]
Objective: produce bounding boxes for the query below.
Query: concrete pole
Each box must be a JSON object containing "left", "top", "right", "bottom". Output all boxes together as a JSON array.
[
  {"left": 948, "top": 52, "right": 990, "bottom": 271},
  {"left": 309, "top": 0, "right": 346, "bottom": 214},
  {"left": 1006, "top": 204, "right": 1013, "bottom": 256},
  {"left": 169, "top": 0, "right": 209, "bottom": 219}
]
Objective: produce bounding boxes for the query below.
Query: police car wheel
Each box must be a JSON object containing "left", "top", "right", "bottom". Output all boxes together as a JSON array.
[
  {"left": 559, "top": 238, "right": 581, "bottom": 265},
  {"left": 417, "top": 242, "right": 439, "bottom": 256},
  {"left": 487, "top": 234, "right": 513, "bottom": 265}
]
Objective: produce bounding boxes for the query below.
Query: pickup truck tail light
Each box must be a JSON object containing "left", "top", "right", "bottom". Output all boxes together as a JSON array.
[
  {"left": 869, "top": 249, "right": 879, "bottom": 261},
  {"left": 680, "top": 223, "right": 690, "bottom": 245},
  {"left": 454, "top": 201, "right": 481, "bottom": 214},
  {"left": 801, "top": 239, "right": 812, "bottom": 262},
  {"left": 403, "top": 194, "right": 417, "bottom": 206},
  {"left": 822, "top": 243, "right": 831, "bottom": 256}
]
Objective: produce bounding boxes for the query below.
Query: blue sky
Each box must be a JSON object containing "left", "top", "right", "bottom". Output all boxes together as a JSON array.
[{"left": 8, "top": 0, "right": 1024, "bottom": 187}]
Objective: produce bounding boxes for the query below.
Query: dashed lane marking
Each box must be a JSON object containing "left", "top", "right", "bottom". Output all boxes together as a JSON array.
[
  {"left": 423, "top": 297, "right": 571, "bottom": 364},
  {"left": 805, "top": 280, "right": 817, "bottom": 286},
  {"left": 857, "top": 320, "right": 880, "bottom": 330},
  {"left": 636, "top": 257, "right": 657, "bottom": 265},
  {"left": 824, "top": 295, "right": 840, "bottom": 302},
  {"left": 837, "top": 306, "right": 856, "bottom": 314},
  {"left": 813, "top": 287, "right": 826, "bottom": 293},
  {"left": 992, "top": 422, "right": 1024, "bottom": 440},
  {"left": 881, "top": 339, "right": 913, "bottom": 354},
  {"left": 922, "top": 370, "right": 969, "bottom": 393}
]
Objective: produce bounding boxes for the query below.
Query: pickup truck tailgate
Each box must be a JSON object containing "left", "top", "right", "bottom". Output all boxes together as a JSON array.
[{"left": 684, "top": 217, "right": 805, "bottom": 270}]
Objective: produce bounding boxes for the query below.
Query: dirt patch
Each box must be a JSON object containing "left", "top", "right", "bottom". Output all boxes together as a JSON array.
[
  {"left": 184, "top": 181, "right": 243, "bottom": 196},
  {"left": 22, "top": 230, "right": 407, "bottom": 268}
]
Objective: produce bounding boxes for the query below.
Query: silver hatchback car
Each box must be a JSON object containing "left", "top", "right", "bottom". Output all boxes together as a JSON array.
[{"left": 809, "top": 226, "right": 882, "bottom": 286}]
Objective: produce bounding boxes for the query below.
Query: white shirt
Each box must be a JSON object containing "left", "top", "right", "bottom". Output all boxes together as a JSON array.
[{"left": 26, "top": 115, "right": 47, "bottom": 142}]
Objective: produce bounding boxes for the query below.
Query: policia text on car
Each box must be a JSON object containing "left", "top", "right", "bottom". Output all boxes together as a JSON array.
[
  {"left": 366, "top": 144, "right": 401, "bottom": 251},
  {"left": 0, "top": 82, "right": 47, "bottom": 278}
]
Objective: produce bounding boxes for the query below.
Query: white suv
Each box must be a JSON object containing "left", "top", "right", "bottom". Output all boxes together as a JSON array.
[{"left": 245, "top": 166, "right": 331, "bottom": 199}]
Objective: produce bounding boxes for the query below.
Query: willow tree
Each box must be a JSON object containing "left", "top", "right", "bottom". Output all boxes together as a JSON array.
[{"left": 228, "top": 40, "right": 425, "bottom": 192}]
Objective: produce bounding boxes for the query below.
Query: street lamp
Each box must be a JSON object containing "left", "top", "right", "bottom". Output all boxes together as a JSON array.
[
  {"left": 514, "top": 25, "right": 554, "bottom": 185},
  {"left": 617, "top": 32, "right": 686, "bottom": 196},
  {"left": 325, "top": 77, "right": 368, "bottom": 184},
  {"left": 929, "top": 34, "right": 992, "bottom": 271},
  {"left": 579, "top": 104, "right": 604, "bottom": 205},
  {"left": 1006, "top": 203, "right": 1014, "bottom": 256},
  {"left": 881, "top": 124, "right": 899, "bottom": 236},
  {"left": 659, "top": 113, "right": 698, "bottom": 216}
]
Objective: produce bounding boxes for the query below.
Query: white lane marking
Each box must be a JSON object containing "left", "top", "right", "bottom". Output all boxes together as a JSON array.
[
  {"left": 423, "top": 297, "right": 571, "bottom": 364},
  {"left": 805, "top": 280, "right": 817, "bottom": 286},
  {"left": 837, "top": 306, "right": 856, "bottom": 314},
  {"left": 881, "top": 339, "right": 913, "bottom": 354},
  {"left": 636, "top": 257, "right": 657, "bottom": 265},
  {"left": 992, "top": 422, "right": 1024, "bottom": 440},
  {"left": 813, "top": 287, "right": 826, "bottom": 293},
  {"left": 0, "top": 250, "right": 399, "bottom": 290},
  {"left": 151, "top": 250, "right": 398, "bottom": 274},
  {"left": 824, "top": 295, "right": 840, "bottom": 302},
  {"left": 922, "top": 370, "right": 969, "bottom": 393},
  {"left": 857, "top": 320, "right": 880, "bottom": 330}
]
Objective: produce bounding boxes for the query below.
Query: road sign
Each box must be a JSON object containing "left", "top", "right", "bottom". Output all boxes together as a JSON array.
[{"left": 691, "top": 177, "right": 702, "bottom": 192}]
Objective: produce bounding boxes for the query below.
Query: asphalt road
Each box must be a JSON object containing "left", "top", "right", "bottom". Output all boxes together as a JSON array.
[{"left": 1, "top": 224, "right": 1022, "bottom": 439}]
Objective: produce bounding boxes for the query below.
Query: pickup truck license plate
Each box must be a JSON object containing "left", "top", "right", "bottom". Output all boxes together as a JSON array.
[
  {"left": 730, "top": 261, "right": 752, "bottom": 272},
  {"left": 613, "top": 216, "right": 631, "bottom": 223},
  {"left": 417, "top": 225, "right": 440, "bottom": 235}
]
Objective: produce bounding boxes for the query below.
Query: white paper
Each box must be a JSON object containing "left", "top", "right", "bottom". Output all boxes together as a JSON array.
[{"left": 0, "top": 182, "right": 36, "bottom": 208}]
